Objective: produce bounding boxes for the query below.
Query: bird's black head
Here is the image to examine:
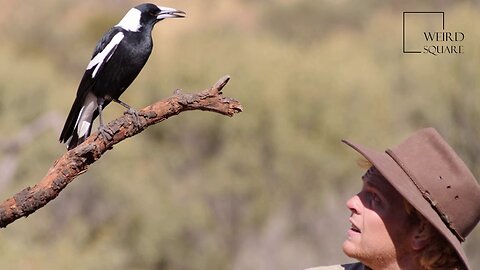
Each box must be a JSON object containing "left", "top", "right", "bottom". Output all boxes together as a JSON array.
[
  {"left": 117, "top": 3, "right": 185, "bottom": 32},
  {"left": 137, "top": 3, "right": 185, "bottom": 22}
]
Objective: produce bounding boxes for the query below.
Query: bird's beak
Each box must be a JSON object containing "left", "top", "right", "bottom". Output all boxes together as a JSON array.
[{"left": 156, "top": 6, "right": 186, "bottom": 20}]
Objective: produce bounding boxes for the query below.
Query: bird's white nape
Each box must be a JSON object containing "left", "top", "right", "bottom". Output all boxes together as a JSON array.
[{"left": 116, "top": 8, "right": 142, "bottom": 32}]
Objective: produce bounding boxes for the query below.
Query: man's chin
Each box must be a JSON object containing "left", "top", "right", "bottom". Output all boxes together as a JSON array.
[
  {"left": 342, "top": 239, "right": 359, "bottom": 259},
  {"left": 342, "top": 240, "right": 371, "bottom": 267}
]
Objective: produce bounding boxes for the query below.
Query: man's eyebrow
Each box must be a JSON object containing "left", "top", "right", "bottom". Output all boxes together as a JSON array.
[
  {"left": 362, "top": 177, "right": 386, "bottom": 196},
  {"left": 363, "top": 178, "right": 378, "bottom": 189}
]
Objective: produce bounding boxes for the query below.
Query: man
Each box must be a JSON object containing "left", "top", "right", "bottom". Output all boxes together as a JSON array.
[{"left": 308, "top": 128, "right": 480, "bottom": 270}]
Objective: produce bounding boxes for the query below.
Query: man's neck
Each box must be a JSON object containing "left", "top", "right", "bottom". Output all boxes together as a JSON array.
[{"left": 363, "top": 255, "right": 421, "bottom": 270}]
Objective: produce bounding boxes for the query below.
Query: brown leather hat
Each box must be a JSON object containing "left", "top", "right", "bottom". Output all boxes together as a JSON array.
[{"left": 342, "top": 127, "right": 480, "bottom": 270}]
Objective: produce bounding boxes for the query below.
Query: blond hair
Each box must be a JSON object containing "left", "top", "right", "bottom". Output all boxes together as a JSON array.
[{"left": 403, "top": 201, "right": 462, "bottom": 270}]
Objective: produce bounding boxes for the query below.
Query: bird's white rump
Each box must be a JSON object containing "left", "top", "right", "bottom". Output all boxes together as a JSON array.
[{"left": 76, "top": 92, "right": 98, "bottom": 138}]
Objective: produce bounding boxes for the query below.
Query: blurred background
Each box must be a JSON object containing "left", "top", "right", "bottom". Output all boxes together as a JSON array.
[{"left": 0, "top": 0, "right": 479, "bottom": 269}]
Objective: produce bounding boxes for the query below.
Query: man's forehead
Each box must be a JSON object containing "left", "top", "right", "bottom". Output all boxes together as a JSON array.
[{"left": 362, "top": 167, "right": 397, "bottom": 194}]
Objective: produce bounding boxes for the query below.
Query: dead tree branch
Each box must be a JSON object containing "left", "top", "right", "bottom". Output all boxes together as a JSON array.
[{"left": 0, "top": 75, "right": 242, "bottom": 228}]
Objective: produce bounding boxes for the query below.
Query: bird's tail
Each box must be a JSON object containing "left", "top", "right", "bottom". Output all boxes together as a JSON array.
[{"left": 59, "top": 92, "right": 98, "bottom": 150}]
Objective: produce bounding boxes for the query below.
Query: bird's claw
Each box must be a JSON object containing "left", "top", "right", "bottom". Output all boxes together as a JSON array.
[
  {"left": 98, "top": 125, "right": 113, "bottom": 140},
  {"left": 124, "top": 108, "right": 141, "bottom": 128}
]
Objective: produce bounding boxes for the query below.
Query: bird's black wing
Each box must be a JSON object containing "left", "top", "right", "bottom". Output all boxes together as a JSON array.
[
  {"left": 78, "top": 27, "right": 125, "bottom": 95},
  {"left": 59, "top": 27, "right": 124, "bottom": 145}
]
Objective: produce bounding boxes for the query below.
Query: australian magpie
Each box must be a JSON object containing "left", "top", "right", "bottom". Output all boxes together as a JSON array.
[{"left": 59, "top": 3, "right": 185, "bottom": 150}]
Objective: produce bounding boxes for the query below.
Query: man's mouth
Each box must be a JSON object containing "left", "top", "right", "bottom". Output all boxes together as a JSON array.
[{"left": 350, "top": 220, "right": 361, "bottom": 233}]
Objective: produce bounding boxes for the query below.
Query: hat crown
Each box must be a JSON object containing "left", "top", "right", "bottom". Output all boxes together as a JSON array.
[{"left": 389, "top": 128, "right": 480, "bottom": 240}]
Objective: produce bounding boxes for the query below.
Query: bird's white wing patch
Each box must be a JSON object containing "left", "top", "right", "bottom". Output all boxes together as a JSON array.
[
  {"left": 86, "top": 32, "right": 125, "bottom": 78},
  {"left": 76, "top": 92, "right": 98, "bottom": 138},
  {"left": 116, "top": 8, "right": 142, "bottom": 32}
]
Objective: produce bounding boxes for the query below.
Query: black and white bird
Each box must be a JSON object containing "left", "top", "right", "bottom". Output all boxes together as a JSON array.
[{"left": 59, "top": 3, "right": 185, "bottom": 150}]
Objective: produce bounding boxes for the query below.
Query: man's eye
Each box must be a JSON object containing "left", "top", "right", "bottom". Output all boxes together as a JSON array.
[
  {"left": 367, "top": 191, "right": 381, "bottom": 205},
  {"left": 372, "top": 193, "right": 381, "bottom": 204}
]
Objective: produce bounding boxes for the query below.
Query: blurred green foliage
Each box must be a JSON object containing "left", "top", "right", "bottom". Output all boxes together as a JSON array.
[{"left": 0, "top": 0, "right": 479, "bottom": 269}]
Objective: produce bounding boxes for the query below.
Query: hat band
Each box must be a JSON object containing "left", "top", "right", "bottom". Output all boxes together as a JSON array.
[{"left": 385, "top": 149, "right": 465, "bottom": 242}]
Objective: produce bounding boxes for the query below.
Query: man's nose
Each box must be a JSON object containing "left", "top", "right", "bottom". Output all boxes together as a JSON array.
[{"left": 346, "top": 193, "right": 361, "bottom": 215}]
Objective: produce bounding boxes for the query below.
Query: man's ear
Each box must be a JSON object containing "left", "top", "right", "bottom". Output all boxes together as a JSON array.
[{"left": 411, "top": 219, "right": 433, "bottom": 250}]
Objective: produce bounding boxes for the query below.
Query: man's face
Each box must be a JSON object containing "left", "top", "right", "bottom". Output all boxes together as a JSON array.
[{"left": 342, "top": 168, "right": 414, "bottom": 267}]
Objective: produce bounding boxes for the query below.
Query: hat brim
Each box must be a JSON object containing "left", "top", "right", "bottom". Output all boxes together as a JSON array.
[{"left": 342, "top": 139, "right": 469, "bottom": 270}]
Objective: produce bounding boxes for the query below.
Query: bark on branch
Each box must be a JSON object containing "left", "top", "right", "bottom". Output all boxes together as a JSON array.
[{"left": 0, "top": 75, "right": 242, "bottom": 228}]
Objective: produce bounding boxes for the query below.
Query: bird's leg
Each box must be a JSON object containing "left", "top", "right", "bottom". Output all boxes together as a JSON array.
[
  {"left": 113, "top": 98, "right": 140, "bottom": 127},
  {"left": 98, "top": 102, "right": 105, "bottom": 127},
  {"left": 97, "top": 99, "right": 113, "bottom": 140}
]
